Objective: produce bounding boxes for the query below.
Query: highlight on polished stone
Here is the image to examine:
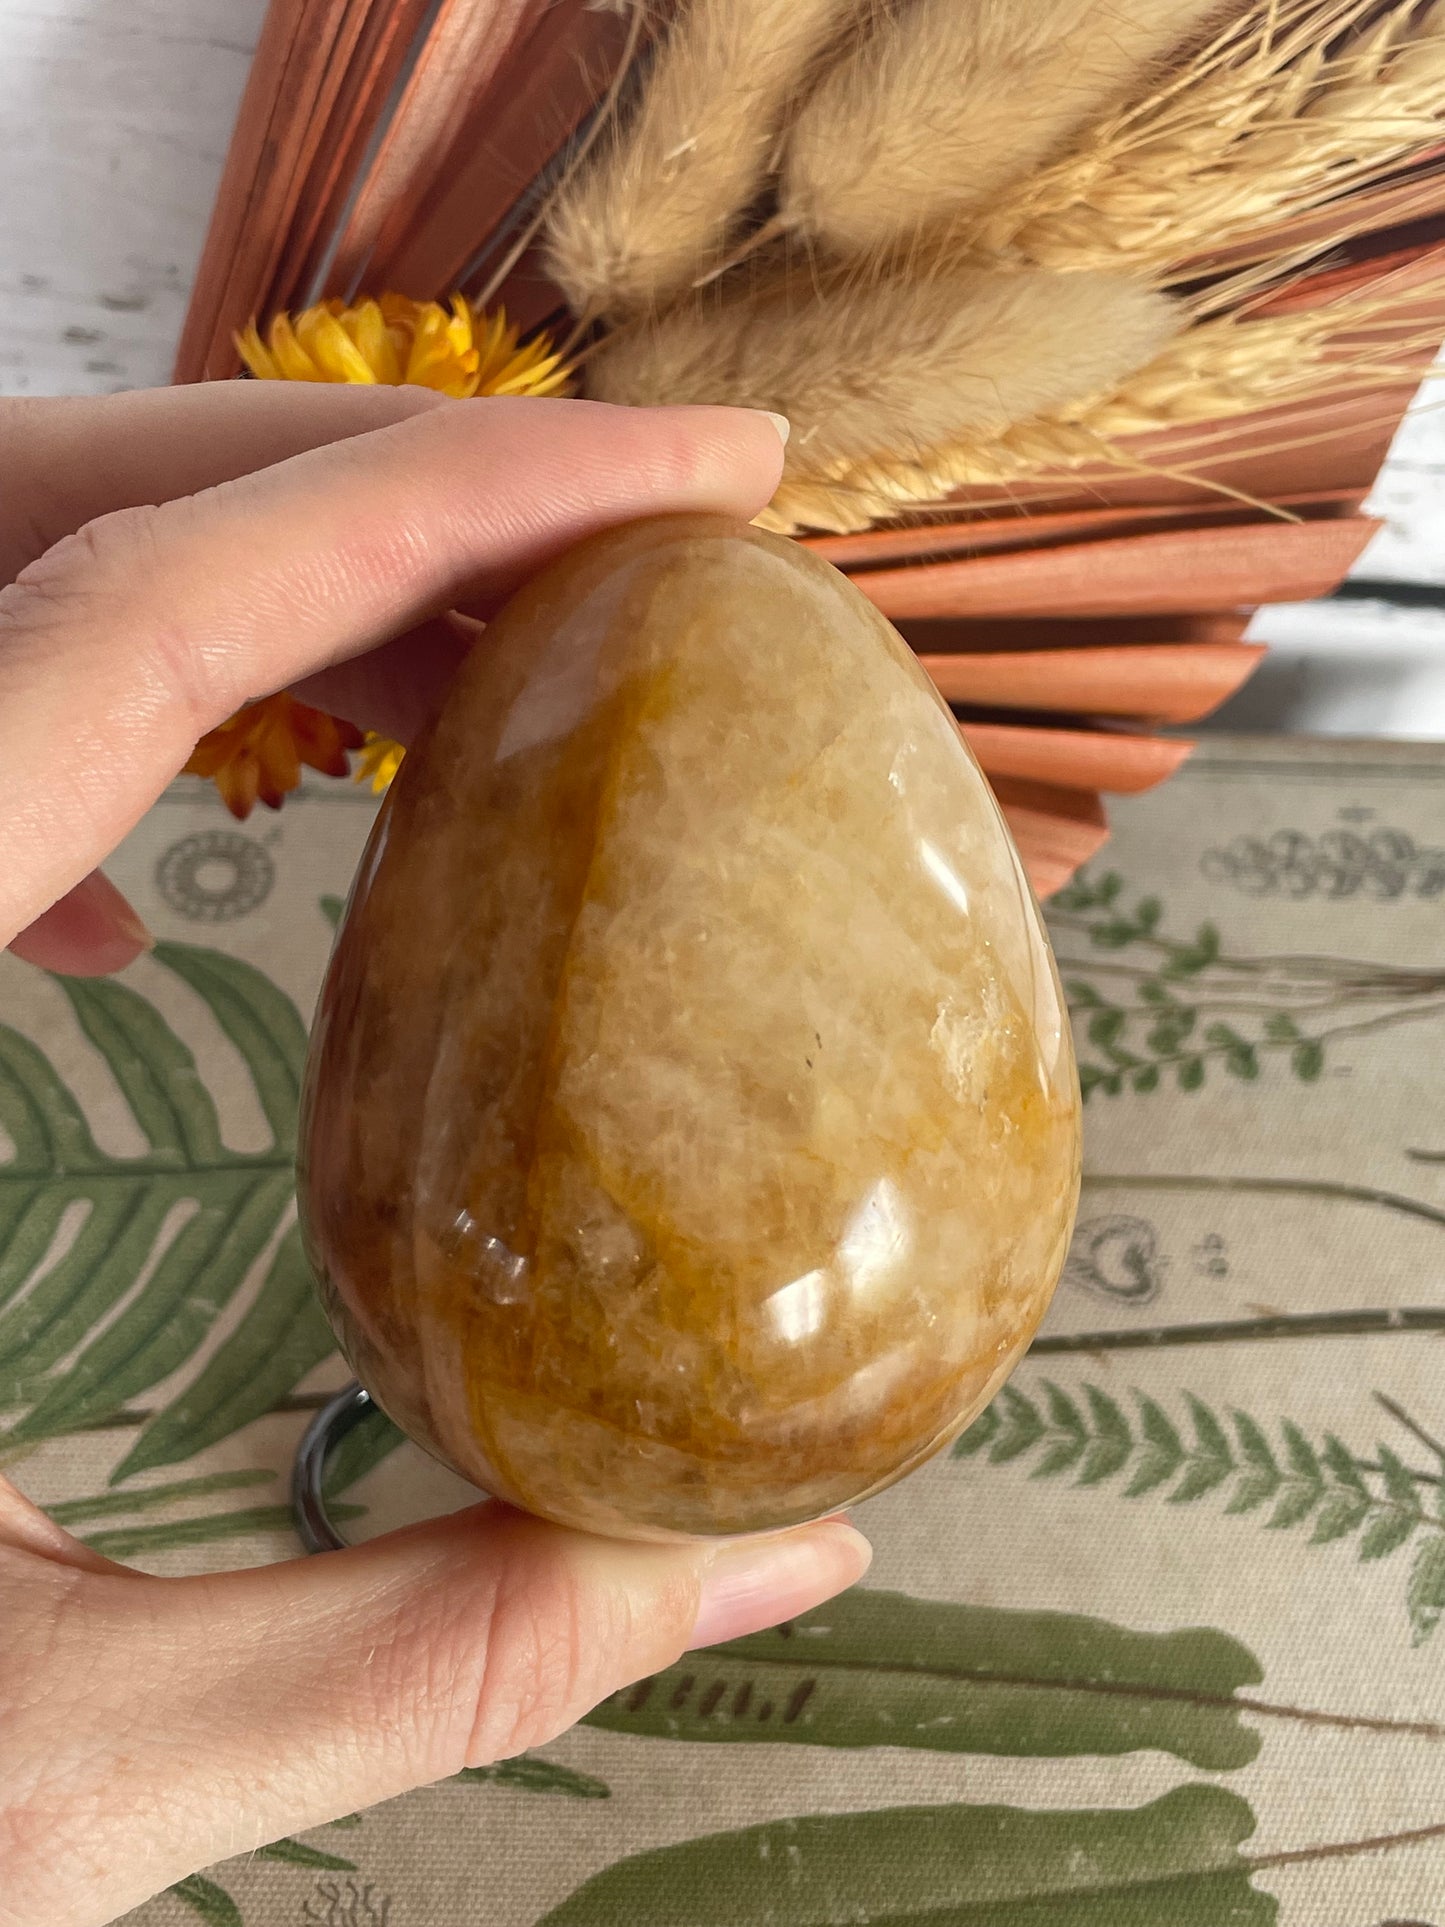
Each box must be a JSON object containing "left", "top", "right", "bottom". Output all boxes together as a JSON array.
[{"left": 299, "top": 515, "right": 1081, "bottom": 1540}]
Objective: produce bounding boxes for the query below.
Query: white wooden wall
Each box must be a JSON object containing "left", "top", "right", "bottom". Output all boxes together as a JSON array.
[
  {"left": 0, "top": 0, "right": 266, "bottom": 396},
  {"left": 2, "top": 0, "right": 1442, "bottom": 733}
]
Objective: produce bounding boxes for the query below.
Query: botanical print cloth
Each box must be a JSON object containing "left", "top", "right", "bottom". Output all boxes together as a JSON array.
[{"left": 4, "top": 738, "right": 1444, "bottom": 1927}]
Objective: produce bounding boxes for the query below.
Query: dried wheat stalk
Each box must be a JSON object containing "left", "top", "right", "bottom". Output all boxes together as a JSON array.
[
  {"left": 776, "top": 0, "right": 1238, "bottom": 262},
  {"left": 972, "top": 0, "right": 1445, "bottom": 274},
  {"left": 544, "top": 0, "right": 866, "bottom": 320},
  {"left": 587, "top": 264, "right": 1179, "bottom": 529},
  {"left": 770, "top": 271, "right": 1445, "bottom": 531}
]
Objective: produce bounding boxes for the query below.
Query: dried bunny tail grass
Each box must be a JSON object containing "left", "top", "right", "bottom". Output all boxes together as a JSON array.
[
  {"left": 586, "top": 263, "right": 1180, "bottom": 526},
  {"left": 544, "top": 0, "right": 866, "bottom": 320},
  {"left": 772, "top": 270, "right": 1445, "bottom": 531},
  {"left": 777, "top": 0, "right": 1238, "bottom": 262},
  {"left": 975, "top": 0, "right": 1445, "bottom": 275}
]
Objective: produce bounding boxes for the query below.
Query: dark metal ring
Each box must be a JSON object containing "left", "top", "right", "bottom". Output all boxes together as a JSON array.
[{"left": 292, "top": 1381, "right": 375, "bottom": 1554}]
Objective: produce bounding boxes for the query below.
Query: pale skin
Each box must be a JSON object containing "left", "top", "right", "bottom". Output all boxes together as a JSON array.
[{"left": 0, "top": 386, "right": 871, "bottom": 1927}]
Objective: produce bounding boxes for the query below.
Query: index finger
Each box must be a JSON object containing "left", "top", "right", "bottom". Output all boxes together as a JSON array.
[
  {"left": 0, "top": 382, "right": 447, "bottom": 587},
  {"left": 0, "top": 397, "right": 787, "bottom": 945}
]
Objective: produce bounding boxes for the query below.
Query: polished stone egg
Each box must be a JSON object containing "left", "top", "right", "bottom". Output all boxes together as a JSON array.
[{"left": 299, "top": 516, "right": 1080, "bottom": 1540}]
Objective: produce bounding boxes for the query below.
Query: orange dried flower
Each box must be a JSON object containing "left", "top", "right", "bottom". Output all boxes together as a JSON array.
[{"left": 184, "top": 695, "right": 363, "bottom": 820}]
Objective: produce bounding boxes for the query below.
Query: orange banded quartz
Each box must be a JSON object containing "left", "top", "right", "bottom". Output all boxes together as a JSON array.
[{"left": 298, "top": 516, "right": 1081, "bottom": 1540}]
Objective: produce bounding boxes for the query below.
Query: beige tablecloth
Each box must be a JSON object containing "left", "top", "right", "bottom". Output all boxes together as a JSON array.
[{"left": 4, "top": 739, "right": 1444, "bottom": 1926}]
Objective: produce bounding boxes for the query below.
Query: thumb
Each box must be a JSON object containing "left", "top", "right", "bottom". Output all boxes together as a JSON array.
[
  {"left": 3, "top": 1501, "right": 869, "bottom": 1927},
  {"left": 6, "top": 868, "right": 153, "bottom": 977}
]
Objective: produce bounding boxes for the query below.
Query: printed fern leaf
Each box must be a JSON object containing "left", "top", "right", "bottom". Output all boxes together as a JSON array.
[
  {"left": 1051, "top": 868, "right": 1445, "bottom": 1100},
  {"left": 955, "top": 1381, "right": 1445, "bottom": 1645},
  {"left": 0, "top": 944, "right": 335, "bottom": 1472}
]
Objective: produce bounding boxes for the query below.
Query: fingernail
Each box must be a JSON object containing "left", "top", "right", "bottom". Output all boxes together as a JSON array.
[
  {"left": 688, "top": 1521, "right": 871, "bottom": 1651},
  {"left": 10, "top": 871, "right": 156, "bottom": 976},
  {"left": 756, "top": 410, "right": 791, "bottom": 447},
  {"left": 79, "top": 869, "right": 155, "bottom": 950},
  {"left": 112, "top": 897, "right": 156, "bottom": 952}
]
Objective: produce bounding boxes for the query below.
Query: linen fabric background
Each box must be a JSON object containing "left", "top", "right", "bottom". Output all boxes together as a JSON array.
[{"left": 3, "top": 739, "right": 1443, "bottom": 1926}]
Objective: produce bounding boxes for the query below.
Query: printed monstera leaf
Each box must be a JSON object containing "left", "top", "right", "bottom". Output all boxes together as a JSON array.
[{"left": 0, "top": 944, "right": 332, "bottom": 1479}]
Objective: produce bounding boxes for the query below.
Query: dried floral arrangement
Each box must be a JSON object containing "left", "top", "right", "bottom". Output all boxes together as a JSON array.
[{"left": 179, "top": 0, "right": 1445, "bottom": 895}]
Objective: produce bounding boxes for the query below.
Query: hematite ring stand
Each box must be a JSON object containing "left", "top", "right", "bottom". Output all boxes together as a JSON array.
[{"left": 292, "top": 1380, "right": 373, "bottom": 1553}]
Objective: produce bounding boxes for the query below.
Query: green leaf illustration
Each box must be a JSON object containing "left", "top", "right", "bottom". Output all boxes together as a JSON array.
[
  {"left": 1147, "top": 1008, "right": 1195, "bottom": 1053},
  {"left": 81, "top": 1500, "right": 361, "bottom": 1561},
  {"left": 1052, "top": 871, "right": 1445, "bottom": 1099},
  {"left": 1163, "top": 922, "right": 1221, "bottom": 977},
  {"left": 987, "top": 1384, "right": 1046, "bottom": 1462},
  {"left": 955, "top": 1383, "right": 1440, "bottom": 1643},
  {"left": 1282, "top": 1422, "right": 1321, "bottom": 1485},
  {"left": 153, "top": 944, "right": 307, "bottom": 1143},
  {"left": 255, "top": 1838, "right": 359, "bottom": 1871},
  {"left": 1125, "top": 1393, "right": 1185, "bottom": 1495},
  {"left": 586, "top": 1588, "right": 1262, "bottom": 1771},
  {"left": 1088, "top": 1009, "right": 1126, "bottom": 1050},
  {"left": 1178, "top": 1396, "right": 1234, "bottom": 1499},
  {"left": 1322, "top": 1433, "right": 1369, "bottom": 1492},
  {"left": 1309, "top": 1488, "right": 1373, "bottom": 1545},
  {"left": 1407, "top": 1534, "right": 1445, "bottom": 1645},
  {"left": 1226, "top": 1412, "right": 1279, "bottom": 1516},
  {"left": 170, "top": 1875, "right": 243, "bottom": 1927},
  {"left": 114, "top": 1226, "right": 334, "bottom": 1482},
  {"left": 1377, "top": 1444, "right": 1419, "bottom": 1512},
  {"left": 1079, "top": 1385, "right": 1133, "bottom": 1485},
  {"left": 1033, "top": 1382, "right": 1088, "bottom": 1478},
  {"left": 170, "top": 1840, "right": 356, "bottom": 1925},
  {"left": 1292, "top": 1040, "right": 1325, "bottom": 1081},
  {"left": 456, "top": 1757, "right": 611, "bottom": 1799},
  {"left": 537, "top": 1788, "right": 1274, "bottom": 1927},
  {"left": 49, "top": 1468, "right": 274, "bottom": 1524},
  {"left": 0, "top": 944, "right": 335, "bottom": 1470}
]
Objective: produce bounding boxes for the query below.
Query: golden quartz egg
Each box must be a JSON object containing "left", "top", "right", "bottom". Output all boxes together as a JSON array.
[{"left": 298, "top": 516, "right": 1081, "bottom": 1540}]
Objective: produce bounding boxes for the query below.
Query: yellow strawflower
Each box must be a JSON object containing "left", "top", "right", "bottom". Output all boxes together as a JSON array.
[
  {"left": 187, "top": 296, "right": 568, "bottom": 812},
  {"left": 237, "top": 293, "right": 569, "bottom": 400}
]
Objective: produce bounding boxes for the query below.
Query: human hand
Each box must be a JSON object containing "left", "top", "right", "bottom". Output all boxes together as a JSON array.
[{"left": 0, "top": 384, "right": 870, "bottom": 1927}]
